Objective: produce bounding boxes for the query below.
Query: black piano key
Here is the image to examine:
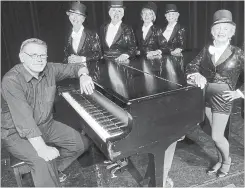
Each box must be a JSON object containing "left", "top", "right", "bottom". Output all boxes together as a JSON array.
[
  {"left": 108, "top": 117, "right": 120, "bottom": 123},
  {"left": 115, "top": 122, "right": 127, "bottom": 128},
  {"left": 105, "top": 126, "right": 121, "bottom": 131},
  {"left": 84, "top": 104, "right": 96, "bottom": 109},
  {"left": 110, "top": 119, "right": 121, "bottom": 124},
  {"left": 100, "top": 121, "right": 115, "bottom": 127},
  {"left": 85, "top": 107, "right": 99, "bottom": 113},
  {"left": 89, "top": 111, "right": 103, "bottom": 116},
  {"left": 97, "top": 119, "right": 111, "bottom": 124},
  {"left": 103, "top": 114, "right": 114, "bottom": 119},
  {"left": 93, "top": 114, "right": 107, "bottom": 120}
]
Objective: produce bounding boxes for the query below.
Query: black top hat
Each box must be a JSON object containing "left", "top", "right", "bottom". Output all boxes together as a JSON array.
[
  {"left": 165, "top": 4, "right": 178, "bottom": 14},
  {"left": 142, "top": 2, "right": 157, "bottom": 16},
  {"left": 66, "top": 1, "right": 87, "bottom": 17},
  {"left": 108, "top": 1, "right": 125, "bottom": 9},
  {"left": 212, "top": 9, "right": 235, "bottom": 26}
]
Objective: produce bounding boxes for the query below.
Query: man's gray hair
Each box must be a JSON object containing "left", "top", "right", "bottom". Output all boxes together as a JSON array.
[{"left": 20, "top": 38, "right": 47, "bottom": 53}]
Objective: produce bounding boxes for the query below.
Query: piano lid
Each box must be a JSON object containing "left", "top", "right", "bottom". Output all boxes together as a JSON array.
[
  {"left": 123, "top": 55, "right": 187, "bottom": 86},
  {"left": 87, "top": 58, "right": 185, "bottom": 102}
]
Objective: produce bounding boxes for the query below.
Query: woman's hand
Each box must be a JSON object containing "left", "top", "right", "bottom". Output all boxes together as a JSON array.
[
  {"left": 171, "top": 48, "right": 183, "bottom": 56},
  {"left": 68, "top": 54, "right": 86, "bottom": 64},
  {"left": 187, "top": 73, "right": 207, "bottom": 89},
  {"left": 146, "top": 50, "right": 162, "bottom": 58},
  {"left": 115, "top": 54, "right": 129, "bottom": 62},
  {"left": 222, "top": 90, "right": 242, "bottom": 101}
]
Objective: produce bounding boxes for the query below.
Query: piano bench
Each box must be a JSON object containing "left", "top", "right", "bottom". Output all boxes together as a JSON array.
[{"left": 10, "top": 155, "right": 32, "bottom": 187}]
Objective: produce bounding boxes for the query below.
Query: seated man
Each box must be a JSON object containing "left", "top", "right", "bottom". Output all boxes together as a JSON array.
[
  {"left": 1, "top": 38, "right": 94, "bottom": 187},
  {"left": 162, "top": 4, "right": 187, "bottom": 56},
  {"left": 64, "top": 1, "right": 102, "bottom": 64},
  {"left": 100, "top": 1, "right": 137, "bottom": 62}
]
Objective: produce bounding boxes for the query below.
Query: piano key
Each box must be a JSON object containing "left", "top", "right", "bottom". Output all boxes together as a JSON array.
[
  {"left": 86, "top": 107, "right": 99, "bottom": 113},
  {"left": 100, "top": 121, "right": 115, "bottom": 127},
  {"left": 104, "top": 125, "right": 121, "bottom": 131},
  {"left": 115, "top": 122, "right": 127, "bottom": 128},
  {"left": 103, "top": 114, "right": 114, "bottom": 118},
  {"left": 108, "top": 117, "right": 118, "bottom": 121},
  {"left": 93, "top": 114, "right": 107, "bottom": 120},
  {"left": 62, "top": 92, "right": 124, "bottom": 142},
  {"left": 62, "top": 92, "right": 112, "bottom": 141},
  {"left": 107, "top": 129, "right": 124, "bottom": 135},
  {"left": 97, "top": 118, "right": 112, "bottom": 124},
  {"left": 90, "top": 111, "right": 102, "bottom": 116},
  {"left": 110, "top": 119, "right": 121, "bottom": 124}
]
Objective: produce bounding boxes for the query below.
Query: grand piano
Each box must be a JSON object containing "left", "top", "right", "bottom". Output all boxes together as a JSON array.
[{"left": 57, "top": 54, "right": 205, "bottom": 186}]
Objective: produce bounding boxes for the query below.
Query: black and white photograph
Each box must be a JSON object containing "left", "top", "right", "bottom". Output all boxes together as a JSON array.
[{"left": 1, "top": 1, "right": 244, "bottom": 187}]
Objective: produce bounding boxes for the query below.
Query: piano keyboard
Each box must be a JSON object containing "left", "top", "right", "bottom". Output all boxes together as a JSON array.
[{"left": 61, "top": 91, "right": 126, "bottom": 142}]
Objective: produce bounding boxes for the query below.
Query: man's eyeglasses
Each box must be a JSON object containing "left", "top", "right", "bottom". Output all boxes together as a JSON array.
[{"left": 24, "top": 52, "right": 48, "bottom": 60}]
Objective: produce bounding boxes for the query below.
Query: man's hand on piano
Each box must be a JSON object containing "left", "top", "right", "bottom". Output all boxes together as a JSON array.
[{"left": 79, "top": 75, "right": 95, "bottom": 95}]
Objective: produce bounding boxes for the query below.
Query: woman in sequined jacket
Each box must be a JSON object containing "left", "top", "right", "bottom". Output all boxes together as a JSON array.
[
  {"left": 63, "top": 2, "right": 102, "bottom": 64},
  {"left": 136, "top": 2, "right": 166, "bottom": 58},
  {"left": 185, "top": 10, "right": 244, "bottom": 178},
  {"left": 161, "top": 4, "right": 186, "bottom": 56}
]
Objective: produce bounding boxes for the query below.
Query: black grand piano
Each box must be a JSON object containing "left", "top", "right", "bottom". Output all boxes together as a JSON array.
[{"left": 57, "top": 54, "right": 204, "bottom": 187}]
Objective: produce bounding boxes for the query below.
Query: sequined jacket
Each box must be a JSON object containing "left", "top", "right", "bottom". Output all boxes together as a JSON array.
[
  {"left": 100, "top": 22, "right": 137, "bottom": 58},
  {"left": 136, "top": 25, "right": 167, "bottom": 56},
  {"left": 64, "top": 28, "right": 102, "bottom": 63},
  {"left": 185, "top": 45, "right": 244, "bottom": 93},
  {"left": 162, "top": 23, "right": 186, "bottom": 54}
]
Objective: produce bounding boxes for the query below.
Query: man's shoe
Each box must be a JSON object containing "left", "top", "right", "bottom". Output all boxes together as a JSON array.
[{"left": 58, "top": 171, "right": 68, "bottom": 183}]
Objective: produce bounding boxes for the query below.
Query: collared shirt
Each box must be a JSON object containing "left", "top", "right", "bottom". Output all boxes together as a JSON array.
[
  {"left": 163, "top": 22, "right": 177, "bottom": 42},
  {"left": 71, "top": 25, "right": 84, "bottom": 53},
  {"left": 1, "top": 63, "right": 85, "bottom": 139},
  {"left": 106, "top": 21, "right": 122, "bottom": 48},
  {"left": 213, "top": 40, "right": 230, "bottom": 63},
  {"left": 142, "top": 22, "right": 153, "bottom": 40}
]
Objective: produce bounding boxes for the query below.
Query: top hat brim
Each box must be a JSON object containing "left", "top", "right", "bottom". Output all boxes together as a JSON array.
[
  {"left": 212, "top": 20, "right": 236, "bottom": 27},
  {"left": 109, "top": 5, "right": 125, "bottom": 9},
  {"left": 165, "top": 10, "right": 178, "bottom": 14},
  {"left": 66, "top": 10, "right": 86, "bottom": 17}
]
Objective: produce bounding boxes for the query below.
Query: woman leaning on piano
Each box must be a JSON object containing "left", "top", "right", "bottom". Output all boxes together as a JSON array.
[{"left": 185, "top": 9, "right": 244, "bottom": 178}]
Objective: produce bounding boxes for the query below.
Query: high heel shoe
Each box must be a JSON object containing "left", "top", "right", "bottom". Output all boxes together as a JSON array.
[
  {"left": 217, "top": 157, "right": 231, "bottom": 178},
  {"left": 206, "top": 161, "right": 222, "bottom": 175}
]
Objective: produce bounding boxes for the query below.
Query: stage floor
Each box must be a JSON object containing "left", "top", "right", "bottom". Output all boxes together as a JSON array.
[{"left": 1, "top": 100, "right": 244, "bottom": 187}]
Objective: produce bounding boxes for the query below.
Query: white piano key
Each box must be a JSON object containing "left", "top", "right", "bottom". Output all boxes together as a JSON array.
[{"left": 62, "top": 92, "right": 123, "bottom": 142}]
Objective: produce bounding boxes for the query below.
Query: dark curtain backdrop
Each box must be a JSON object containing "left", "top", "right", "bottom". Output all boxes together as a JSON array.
[{"left": 1, "top": 1, "right": 244, "bottom": 77}]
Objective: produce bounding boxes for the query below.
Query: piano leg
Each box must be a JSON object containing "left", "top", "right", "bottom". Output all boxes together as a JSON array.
[
  {"left": 163, "top": 141, "right": 177, "bottom": 188},
  {"left": 146, "top": 141, "right": 177, "bottom": 187}
]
